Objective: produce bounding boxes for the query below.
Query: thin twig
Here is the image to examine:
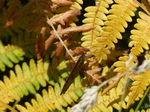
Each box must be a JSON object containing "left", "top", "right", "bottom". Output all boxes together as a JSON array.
[{"left": 46, "top": 17, "right": 75, "bottom": 62}]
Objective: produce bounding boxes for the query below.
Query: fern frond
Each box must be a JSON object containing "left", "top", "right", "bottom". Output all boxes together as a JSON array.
[
  {"left": 96, "top": 0, "right": 138, "bottom": 59},
  {"left": 129, "top": 11, "right": 150, "bottom": 55},
  {"left": 11, "top": 32, "right": 37, "bottom": 58},
  {"left": 70, "top": 0, "right": 83, "bottom": 10},
  {"left": 0, "top": 40, "right": 25, "bottom": 71},
  {"left": 82, "top": 0, "right": 138, "bottom": 60},
  {"left": 129, "top": 108, "right": 150, "bottom": 112},
  {"left": 81, "top": 0, "right": 111, "bottom": 60},
  {"left": 0, "top": 56, "right": 50, "bottom": 107},
  {"left": 16, "top": 76, "right": 85, "bottom": 112},
  {"left": 113, "top": 55, "right": 135, "bottom": 73},
  {"left": 125, "top": 69, "right": 150, "bottom": 107},
  {"left": 88, "top": 77, "right": 127, "bottom": 111}
]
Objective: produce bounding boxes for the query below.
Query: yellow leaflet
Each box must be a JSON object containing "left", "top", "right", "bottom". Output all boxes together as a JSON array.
[
  {"left": 112, "top": 4, "right": 135, "bottom": 16},
  {"left": 97, "top": 37, "right": 115, "bottom": 48},
  {"left": 102, "top": 27, "right": 122, "bottom": 39},
  {"left": 131, "top": 48, "right": 141, "bottom": 55},
  {"left": 107, "top": 15, "right": 127, "bottom": 28},
  {"left": 100, "top": 1, "right": 109, "bottom": 8},
  {"left": 81, "top": 35, "right": 97, "bottom": 41},
  {"left": 109, "top": 9, "right": 132, "bottom": 22},
  {"left": 83, "top": 18, "right": 104, "bottom": 25},
  {"left": 135, "top": 20, "right": 149, "bottom": 31},
  {"left": 98, "top": 32, "right": 118, "bottom": 43},
  {"left": 84, "top": 12, "right": 107, "bottom": 20},
  {"left": 25, "top": 102, "right": 35, "bottom": 112},
  {"left": 76, "top": 0, "right": 83, "bottom": 4},
  {"left": 139, "top": 11, "right": 150, "bottom": 23},
  {"left": 82, "top": 30, "right": 100, "bottom": 36},
  {"left": 104, "top": 21, "right": 125, "bottom": 32},
  {"left": 85, "top": 6, "right": 97, "bottom": 12},
  {"left": 70, "top": 2, "right": 82, "bottom": 10}
]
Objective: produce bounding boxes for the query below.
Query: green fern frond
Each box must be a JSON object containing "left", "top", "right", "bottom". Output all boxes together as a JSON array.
[
  {"left": 0, "top": 56, "right": 50, "bottom": 107},
  {"left": 0, "top": 8, "right": 14, "bottom": 40},
  {"left": 16, "top": 75, "right": 85, "bottom": 112},
  {"left": 129, "top": 11, "right": 150, "bottom": 56},
  {"left": 0, "top": 40, "right": 25, "bottom": 71},
  {"left": 11, "top": 32, "right": 37, "bottom": 58},
  {"left": 125, "top": 69, "right": 150, "bottom": 107}
]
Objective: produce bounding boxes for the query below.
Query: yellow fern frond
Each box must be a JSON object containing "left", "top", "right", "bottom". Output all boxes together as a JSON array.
[
  {"left": 125, "top": 69, "right": 150, "bottom": 107},
  {"left": 129, "top": 108, "right": 150, "bottom": 112},
  {"left": 0, "top": 56, "right": 50, "bottom": 108},
  {"left": 88, "top": 77, "right": 127, "bottom": 112},
  {"left": 82, "top": 0, "right": 138, "bottom": 61},
  {"left": 16, "top": 76, "right": 85, "bottom": 112},
  {"left": 81, "top": 0, "right": 112, "bottom": 60},
  {"left": 113, "top": 56, "right": 130, "bottom": 73},
  {"left": 70, "top": 0, "right": 83, "bottom": 10},
  {"left": 129, "top": 11, "right": 150, "bottom": 55}
]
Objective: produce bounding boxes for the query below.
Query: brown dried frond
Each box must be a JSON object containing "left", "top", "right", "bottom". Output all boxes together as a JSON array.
[
  {"left": 60, "top": 25, "right": 95, "bottom": 34},
  {"left": 5, "top": 1, "right": 34, "bottom": 28},
  {"left": 86, "top": 68, "right": 103, "bottom": 85},
  {"left": 35, "top": 27, "right": 47, "bottom": 60},
  {"left": 84, "top": 59, "right": 103, "bottom": 85},
  {"left": 50, "top": 0, "right": 72, "bottom": 10},
  {"left": 101, "top": 74, "right": 122, "bottom": 95},
  {"left": 0, "top": 0, "right": 4, "bottom": 12},
  {"left": 50, "top": 25, "right": 95, "bottom": 37},
  {"left": 49, "top": 9, "right": 81, "bottom": 25},
  {"left": 65, "top": 47, "right": 89, "bottom": 59},
  {"left": 52, "top": 0, "right": 72, "bottom": 6},
  {"left": 43, "top": 24, "right": 94, "bottom": 59},
  {"left": 51, "top": 37, "right": 73, "bottom": 58},
  {"left": 27, "top": 14, "right": 46, "bottom": 32}
]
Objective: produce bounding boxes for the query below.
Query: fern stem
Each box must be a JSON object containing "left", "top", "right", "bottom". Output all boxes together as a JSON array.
[
  {"left": 135, "top": 86, "right": 150, "bottom": 112},
  {"left": 119, "top": 73, "right": 129, "bottom": 112},
  {"left": 0, "top": 101, "right": 18, "bottom": 112},
  {"left": 46, "top": 17, "right": 75, "bottom": 62},
  {"left": 12, "top": 100, "right": 19, "bottom": 111}
]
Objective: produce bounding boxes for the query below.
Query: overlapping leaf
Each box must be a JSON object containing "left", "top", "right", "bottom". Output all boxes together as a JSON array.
[
  {"left": 125, "top": 70, "right": 150, "bottom": 107},
  {"left": 16, "top": 76, "right": 85, "bottom": 112},
  {"left": 129, "top": 11, "right": 150, "bottom": 55},
  {"left": 0, "top": 56, "right": 50, "bottom": 107}
]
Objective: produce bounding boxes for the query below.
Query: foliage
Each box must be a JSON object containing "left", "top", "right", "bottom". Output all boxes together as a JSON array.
[{"left": 0, "top": 0, "right": 150, "bottom": 112}]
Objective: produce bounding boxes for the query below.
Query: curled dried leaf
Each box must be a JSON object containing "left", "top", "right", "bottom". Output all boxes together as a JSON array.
[
  {"left": 45, "top": 35, "right": 55, "bottom": 51},
  {"left": 101, "top": 73, "right": 122, "bottom": 95},
  {"left": 35, "top": 27, "right": 47, "bottom": 60},
  {"left": 49, "top": 9, "right": 81, "bottom": 25},
  {"left": 52, "top": 25, "right": 95, "bottom": 36},
  {"left": 52, "top": 0, "right": 73, "bottom": 6},
  {"left": 65, "top": 47, "right": 89, "bottom": 59},
  {"left": 5, "top": 1, "right": 33, "bottom": 28},
  {"left": 51, "top": 37, "right": 73, "bottom": 58},
  {"left": 86, "top": 68, "right": 103, "bottom": 85}
]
